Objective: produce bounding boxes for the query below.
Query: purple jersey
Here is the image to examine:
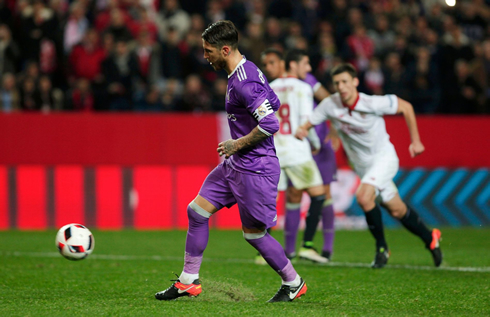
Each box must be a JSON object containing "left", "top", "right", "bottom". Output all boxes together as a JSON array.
[
  {"left": 225, "top": 57, "right": 281, "bottom": 175},
  {"left": 303, "top": 73, "right": 329, "bottom": 141}
]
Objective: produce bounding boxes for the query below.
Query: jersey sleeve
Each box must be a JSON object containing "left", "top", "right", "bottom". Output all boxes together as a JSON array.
[
  {"left": 236, "top": 81, "right": 278, "bottom": 136},
  {"left": 309, "top": 97, "right": 331, "bottom": 126},
  {"left": 361, "top": 94, "right": 399, "bottom": 115},
  {"left": 305, "top": 73, "right": 321, "bottom": 93},
  {"left": 236, "top": 81, "right": 274, "bottom": 122}
]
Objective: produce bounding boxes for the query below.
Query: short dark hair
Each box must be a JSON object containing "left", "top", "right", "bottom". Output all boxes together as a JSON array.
[
  {"left": 284, "top": 49, "right": 308, "bottom": 71},
  {"left": 261, "top": 48, "right": 283, "bottom": 60},
  {"left": 201, "top": 20, "right": 238, "bottom": 49},
  {"left": 330, "top": 63, "right": 358, "bottom": 78}
]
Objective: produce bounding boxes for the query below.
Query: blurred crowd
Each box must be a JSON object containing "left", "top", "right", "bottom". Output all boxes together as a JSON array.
[{"left": 0, "top": 0, "right": 489, "bottom": 113}]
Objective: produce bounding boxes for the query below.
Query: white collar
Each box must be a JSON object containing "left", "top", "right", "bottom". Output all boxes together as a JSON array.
[{"left": 228, "top": 56, "right": 247, "bottom": 78}]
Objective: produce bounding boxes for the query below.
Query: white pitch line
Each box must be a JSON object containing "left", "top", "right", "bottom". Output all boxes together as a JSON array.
[{"left": 2, "top": 251, "right": 490, "bottom": 273}]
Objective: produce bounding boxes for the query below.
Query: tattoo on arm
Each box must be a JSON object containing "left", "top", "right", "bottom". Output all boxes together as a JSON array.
[{"left": 235, "top": 126, "right": 268, "bottom": 151}]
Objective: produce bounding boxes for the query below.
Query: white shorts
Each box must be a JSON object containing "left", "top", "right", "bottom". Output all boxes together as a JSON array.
[
  {"left": 278, "top": 160, "right": 324, "bottom": 191},
  {"left": 355, "top": 153, "right": 399, "bottom": 203}
]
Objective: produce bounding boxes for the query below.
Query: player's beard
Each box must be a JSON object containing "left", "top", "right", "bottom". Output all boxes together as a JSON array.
[{"left": 211, "top": 56, "right": 227, "bottom": 71}]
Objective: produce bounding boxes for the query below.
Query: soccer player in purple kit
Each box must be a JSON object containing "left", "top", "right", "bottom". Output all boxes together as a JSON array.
[
  {"left": 155, "top": 20, "right": 307, "bottom": 303},
  {"left": 261, "top": 48, "right": 338, "bottom": 261}
]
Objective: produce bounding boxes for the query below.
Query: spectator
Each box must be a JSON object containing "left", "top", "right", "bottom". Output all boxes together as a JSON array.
[
  {"left": 405, "top": 47, "right": 440, "bottom": 113},
  {"left": 38, "top": 75, "right": 62, "bottom": 112},
  {"left": 240, "top": 21, "right": 267, "bottom": 66},
  {"left": 245, "top": 0, "right": 266, "bottom": 25},
  {"left": 0, "top": 72, "right": 19, "bottom": 112},
  {"left": 367, "top": 14, "right": 395, "bottom": 59},
  {"left": 293, "top": 0, "right": 319, "bottom": 41},
  {"left": 361, "top": 57, "right": 384, "bottom": 95},
  {"left": 457, "top": 2, "right": 487, "bottom": 42},
  {"left": 180, "top": 74, "right": 211, "bottom": 112},
  {"left": 210, "top": 78, "right": 227, "bottom": 111},
  {"left": 157, "top": 0, "right": 191, "bottom": 41},
  {"left": 346, "top": 25, "right": 374, "bottom": 72},
  {"left": 471, "top": 41, "right": 488, "bottom": 113},
  {"left": 312, "top": 32, "right": 337, "bottom": 79},
  {"left": 19, "top": 0, "right": 57, "bottom": 62},
  {"left": 69, "top": 29, "right": 106, "bottom": 83},
  {"left": 67, "top": 78, "right": 94, "bottom": 111},
  {"left": 101, "top": 39, "right": 139, "bottom": 110},
  {"left": 0, "top": 24, "right": 20, "bottom": 77},
  {"left": 444, "top": 59, "right": 483, "bottom": 114},
  {"left": 161, "top": 27, "right": 183, "bottom": 79},
  {"left": 383, "top": 52, "right": 408, "bottom": 99},
  {"left": 411, "top": 16, "right": 430, "bottom": 47},
  {"left": 104, "top": 8, "right": 133, "bottom": 42},
  {"left": 439, "top": 25, "right": 475, "bottom": 109},
  {"left": 63, "top": 1, "right": 89, "bottom": 53},
  {"left": 161, "top": 78, "right": 182, "bottom": 111},
  {"left": 135, "top": 31, "right": 161, "bottom": 85},
  {"left": 94, "top": 0, "right": 129, "bottom": 32},
  {"left": 205, "top": 0, "right": 226, "bottom": 25},
  {"left": 129, "top": 7, "right": 158, "bottom": 42},
  {"left": 264, "top": 17, "right": 285, "bottom": 48},
  {"left": 479, "top": 40, "right": 490, "bottom": 112},
  {"left": 134, "top": 84, "right": 163, "bottom": 112},
  {"left": 19, "top": 77, "right": 41, "bottom": 111}
]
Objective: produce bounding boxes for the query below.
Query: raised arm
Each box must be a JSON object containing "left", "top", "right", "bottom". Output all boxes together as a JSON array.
[{"left": 396, "top": 97, "right": 425, "bottom": 158}]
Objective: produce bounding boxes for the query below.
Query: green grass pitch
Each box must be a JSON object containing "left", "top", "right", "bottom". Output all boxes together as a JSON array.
[{"left": 1, "top": 228, "right": 489, "bottom": 316}]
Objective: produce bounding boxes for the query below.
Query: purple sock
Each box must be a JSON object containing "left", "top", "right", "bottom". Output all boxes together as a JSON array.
[
  {"left": 322, "top": 202, "right": 335, "bottom": 253},
  {"left": 246, "top": 232, "right": 298, "bottom": 282},
  {"left": 183, "top": 203, "right": 210, "bottom": 274},
  {"left": 284, "top": 204, "right": 301, "bottom": 255}
]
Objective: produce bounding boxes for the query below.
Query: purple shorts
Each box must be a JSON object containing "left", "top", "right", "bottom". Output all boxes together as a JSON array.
[
  {"left": 199, "top": 160, "right": 279, "bottom": 229},
  {"left": 313, "top": 143, "right": 337, "bottom": 185}
]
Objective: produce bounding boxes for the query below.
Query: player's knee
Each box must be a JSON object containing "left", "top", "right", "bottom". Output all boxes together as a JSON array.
[
  {"left": 356, "top": 192, "right": 375, "bottom": 211},
  {"left": 187, "top": 201, "right": 211, "bottom": 221},
  {"left": 286, "top": 187, "right": 302, "bottom": 203},
  {"left": 242, "top": 230, "right": 267, "bottom": 240},
  {"left": 387, "top": 204, "right": 407, "bottom": 219}
]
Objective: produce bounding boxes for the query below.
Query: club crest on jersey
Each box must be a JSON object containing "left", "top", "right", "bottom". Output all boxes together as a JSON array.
[
  {"left": 253, "top": 99, "right": 273, "bottom": 122},
  {"left": 257, "top": 105, "right": 267, "bottom": 116}
]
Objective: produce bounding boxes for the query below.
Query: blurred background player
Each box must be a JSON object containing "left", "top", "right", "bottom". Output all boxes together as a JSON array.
[
  {"left": 262, "top": 48, "right": 338, "bottom": 261},
  {"left": 296, "top": 63, "right": 442, "bottom": 268},
  {"left": 269, "top": 48, "right": 327, "bottom": 263},
  {"left": 155, "top": 20, "right": 307, "bottom": 303}
]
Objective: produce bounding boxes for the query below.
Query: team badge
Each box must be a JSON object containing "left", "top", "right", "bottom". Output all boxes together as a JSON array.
[{"left": 258, "top": 105, "right": 267, "bottom": 116}]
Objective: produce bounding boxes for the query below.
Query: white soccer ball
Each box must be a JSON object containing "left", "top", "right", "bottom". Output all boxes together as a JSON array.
[{"left": 56, "top": 223, "right": 95, "bottom": 261}]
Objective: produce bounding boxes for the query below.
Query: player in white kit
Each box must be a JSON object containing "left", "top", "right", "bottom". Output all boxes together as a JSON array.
[
  {"left": 269, "top": 49, "right": 327, "bottom": 263},
  {"left": 296, "top": 63, "right": 442, "bottom": 268}
]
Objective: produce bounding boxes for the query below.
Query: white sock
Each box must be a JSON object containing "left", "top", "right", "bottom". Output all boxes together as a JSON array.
[
  {"left": 179, "top": 271, "right": 199, "bottom": 285},
  {"left": 282, "top": 274, "right": 301, "bottom": 287}
]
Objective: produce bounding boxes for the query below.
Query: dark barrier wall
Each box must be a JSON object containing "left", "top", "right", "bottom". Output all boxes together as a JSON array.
[{"left": 0, "top": 114, "right": 488, "bottom": 167}]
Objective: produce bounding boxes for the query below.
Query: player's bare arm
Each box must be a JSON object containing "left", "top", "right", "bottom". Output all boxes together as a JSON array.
[
  {"left": 314, "top": 85, "right": 330, "bottom": 102},
  {"left": 396, "top": 97, "right": 425, "bottom": 158},
  {"left": 324, "top": 125, "right": 341, "bottom": 152},
  {"left": 218, "top": 127, "right": 269, "bottom": 158},
  {"left": 295, "top": 121, "right": 314, "bottom": 140}
]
